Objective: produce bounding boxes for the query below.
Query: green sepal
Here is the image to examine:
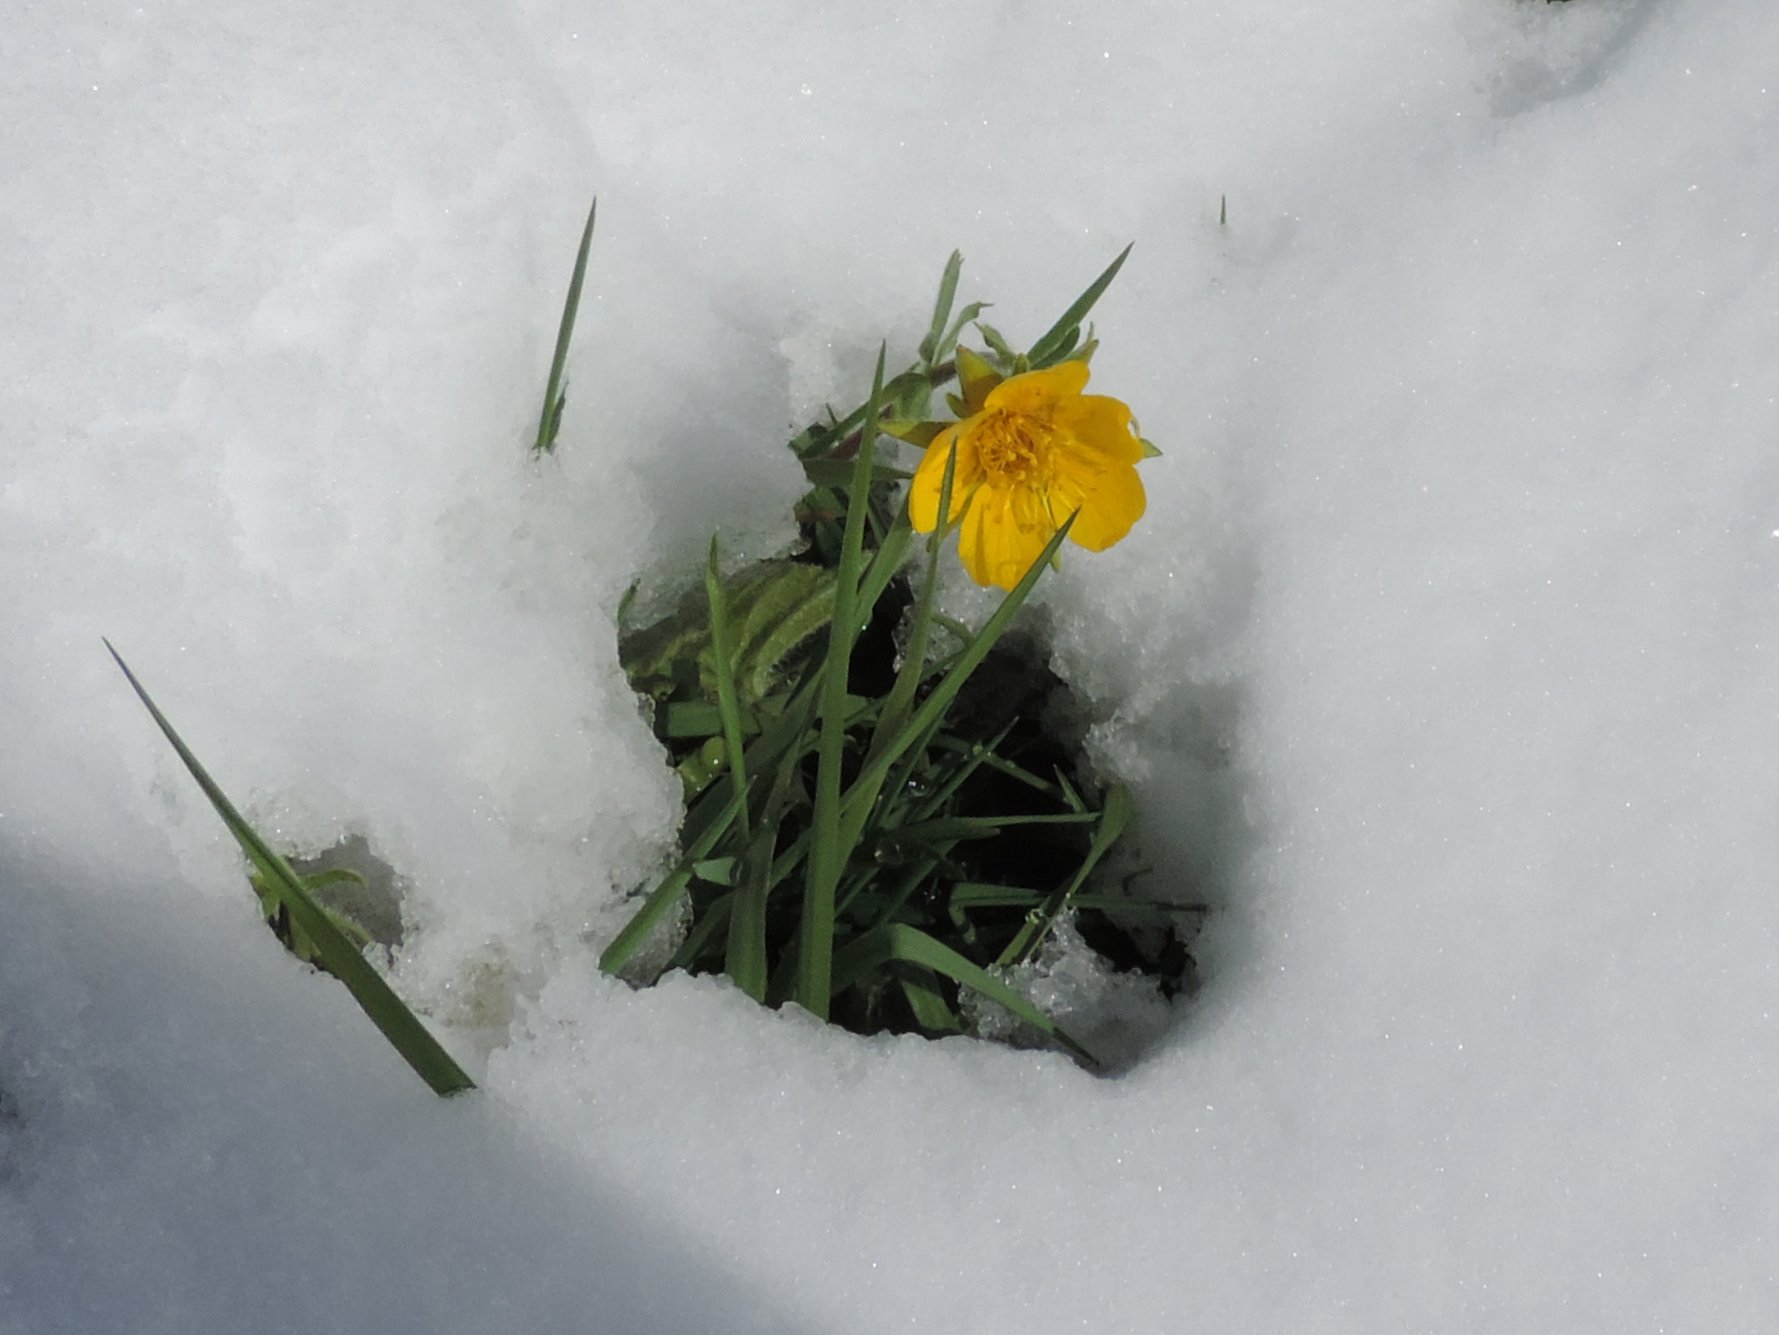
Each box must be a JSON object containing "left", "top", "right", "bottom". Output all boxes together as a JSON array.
[
  {"left": 953, "top": 345, "right": 1002, "bottom": 415},
  {"left": 882, "top": 419, "right": 949, "bottom": 449},
  {"left": 973, "top": 322, "right": 1018, "bottom": 370}
]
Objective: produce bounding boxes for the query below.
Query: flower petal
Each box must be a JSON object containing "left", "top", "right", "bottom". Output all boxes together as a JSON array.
[
  {"left": 958, "top": 485, "right": 1055, "bottom": 590},
  {"left": 1048, "top": 449, "right": 1146, "bottom": 552},
  {"left": 1052, "top": 393, "right": 1145, "bottom": 465},
  {"left": 983, "top": 361, "right": 1090, "bottom": 418},
  {"left": 909, "top": 427, "right": 978, "bottom": 533}
]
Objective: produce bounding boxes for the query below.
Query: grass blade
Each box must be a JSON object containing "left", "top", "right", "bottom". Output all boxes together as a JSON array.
[
  {"left": 725, "top": 758, "right": 798, "bottom": 1002},
  {"left": 917, "top": 250, "right": 963, "bottom": 365},
  {"left": 533, "top": 196, "right": 598, "bottom": 455},
  {"left": 600, "top": 779, "right": 749, "bottom": 977},
  {"left": 867, "top": 439, "right": 956, "bottom": 767},
  {"left": 1027, "top": 243, "right": 1131, "bottom": 367},
  {"left": 799, "top": 345, "right": 889, "bottom": 1018},
  {"left": 830, "top": 924, "right": 1098, "bottom": 1067},
  {"left": 897, "top": 967, "right": 963, "bottom": 1034},
  {"left": 998, "top": 783, "right": 1135, "bottom": 968},
  {"left": 838, "top": 512, "right": 1077, "bottom": 853},
  {"left": 704, "top": 536, "right": 750, "bottom": 836},
  {"left": 105, "top": 641, "right": 475, "bottom": 1097}
]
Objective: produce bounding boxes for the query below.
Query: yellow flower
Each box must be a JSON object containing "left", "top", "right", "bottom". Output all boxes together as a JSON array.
[{"left": 908, "top": 359, "right": 1149, "bottom": 590}]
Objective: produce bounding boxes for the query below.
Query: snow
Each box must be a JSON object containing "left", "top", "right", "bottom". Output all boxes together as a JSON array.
[{"left": 4, "top": 0, "right": 1778, "bottom": 1331}]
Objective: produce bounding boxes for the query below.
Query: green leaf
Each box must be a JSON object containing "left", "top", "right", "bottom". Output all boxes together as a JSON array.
[
  {"left": 799, "top": 458, "right": 913, "bottom": 489},
  {"left": 533, "top": 197, "right": 597, "bottom": 455},
  {"left": 249, "top": 866, "right": 376, "bottom": 961},
  {"left": 837, "top": 513, "right": 1078, "bottom": 855},
  {"left": 998, "top": 782, "right": 1135, "bottom": 968},
  {"left": 668, "top": 893, "right": 734, "bottom": 974},
  {"left": 1027, "top": 242, "right": 1132, "bottom": 368},
  {"left": 866, "top": 437, "right": 957, "bottom": 768},
  {"left": 876, "top": 811, "right": 1097, "bottom": 851},
  {"left": 105, "top": 642, "right": 475, "bottom": 1097},
  {"left": 621, "top": 561, "right": 837, "bottom": 707},
  {"left": 830, "top": 925, "right": 1097, "bottom": 1067},
  {"left": 948, "top": 883, "right": 1045, "bottom": 910},
  {"left": 880, "top": 420, "right": 947, "bottom": 450},
  {"left": 659, "top": 700, "right": 759, "bottom": 740},
  {"left": 798, "top": 345, "right": 889, "bottom": 1019},
  {"left": 705, "top": 536, "right": 751, "bottom": 838},
  {"left": 725, "top": 761, "right": 797, "bottom": 1002},
  {"left": 917, "top": 250, "right": 964, "bottom": 365},
  {"left": 975, "top": 321, "right": 1018, "bottom": 367},
  {"left": 935, "top": 301, "right": 989, "bottom": 366},
  {"left": 600, "top": 779, "right": 750, "bottom": 977},
  {"left": 897, "top": 967, "right": 963, "bottom": 1035},
  {"left": 692, "top": 857, "right": 740, "bottom": 886}
]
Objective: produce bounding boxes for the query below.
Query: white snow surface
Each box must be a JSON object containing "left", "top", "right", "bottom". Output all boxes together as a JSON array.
[{"left": 5, "top": 1, "right": 1778, "bottom": 1330}]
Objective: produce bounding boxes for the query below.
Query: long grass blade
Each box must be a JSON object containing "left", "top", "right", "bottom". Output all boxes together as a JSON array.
[
  {"left": 897, "top": 967, "right": 963, "bottom": 1034},
  {"left": 998, "top": 783, "right": 1135, "bottom": 968},
  {"left": 725, "top": 757, "right": 797, "bottom": 1002},
  {"left": 704, "top": 536, "right": 750, "bottom": 836},
  {"left": 105, "top": 642, "right": 475, "bottom": 1097},
  {"left": 600, "top": 780, "right": 749, "bottom": 976},
  {"left": 1027, "top": 243, "right": 1132, "bottom": 367},
  {"left": 917, "top": 250, "right": 963, "bottom": 365},
  {"left": 868, "top": 440, "right": 956, "bottom": 766},
  {"left": 830, "top": 924, "right": 1097, "bottom": 1067},
  {"left": 533, "top": 196, "right": 598, "bottom": 455},
  {"left": 837, "top": 513, "right": 1077, "bottom": 853},
  {"left": 798, "top": 345, "right": 888, "bottom": 1018}
]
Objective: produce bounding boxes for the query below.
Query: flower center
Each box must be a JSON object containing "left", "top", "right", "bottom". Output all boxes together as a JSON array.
[{"left": 975, "top": 411, "right": 1052, "bottom": 488}]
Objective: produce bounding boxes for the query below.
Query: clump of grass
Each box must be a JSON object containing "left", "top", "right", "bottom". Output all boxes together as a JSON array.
[
  {"left": 598, "top": 243, "right": 1195, "bottom": 1067},
  {"left": 103, "top": 202, "right": 1196, "bottom": 1096}
]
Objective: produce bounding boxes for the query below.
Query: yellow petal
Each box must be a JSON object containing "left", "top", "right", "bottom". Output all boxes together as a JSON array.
[
  {"left": 1052, "top": 393, "right": 1145, "bottom": 465},
  {"left": 1047, "top": 451, "right": 1146, "bottom": 552},
  {"left": 908, "top": 428, "right": 977, "bottom": 533},
  {"left": 958, "top": 485, "right": 1055, "bottom": 590},
  {"left": 984, "top": 361, "right": 1090, "bottom": 418}
]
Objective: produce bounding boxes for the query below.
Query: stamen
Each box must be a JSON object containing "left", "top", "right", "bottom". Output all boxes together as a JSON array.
[{"left": 976, "top": 412, "right": 1052, "bottom": 487}]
